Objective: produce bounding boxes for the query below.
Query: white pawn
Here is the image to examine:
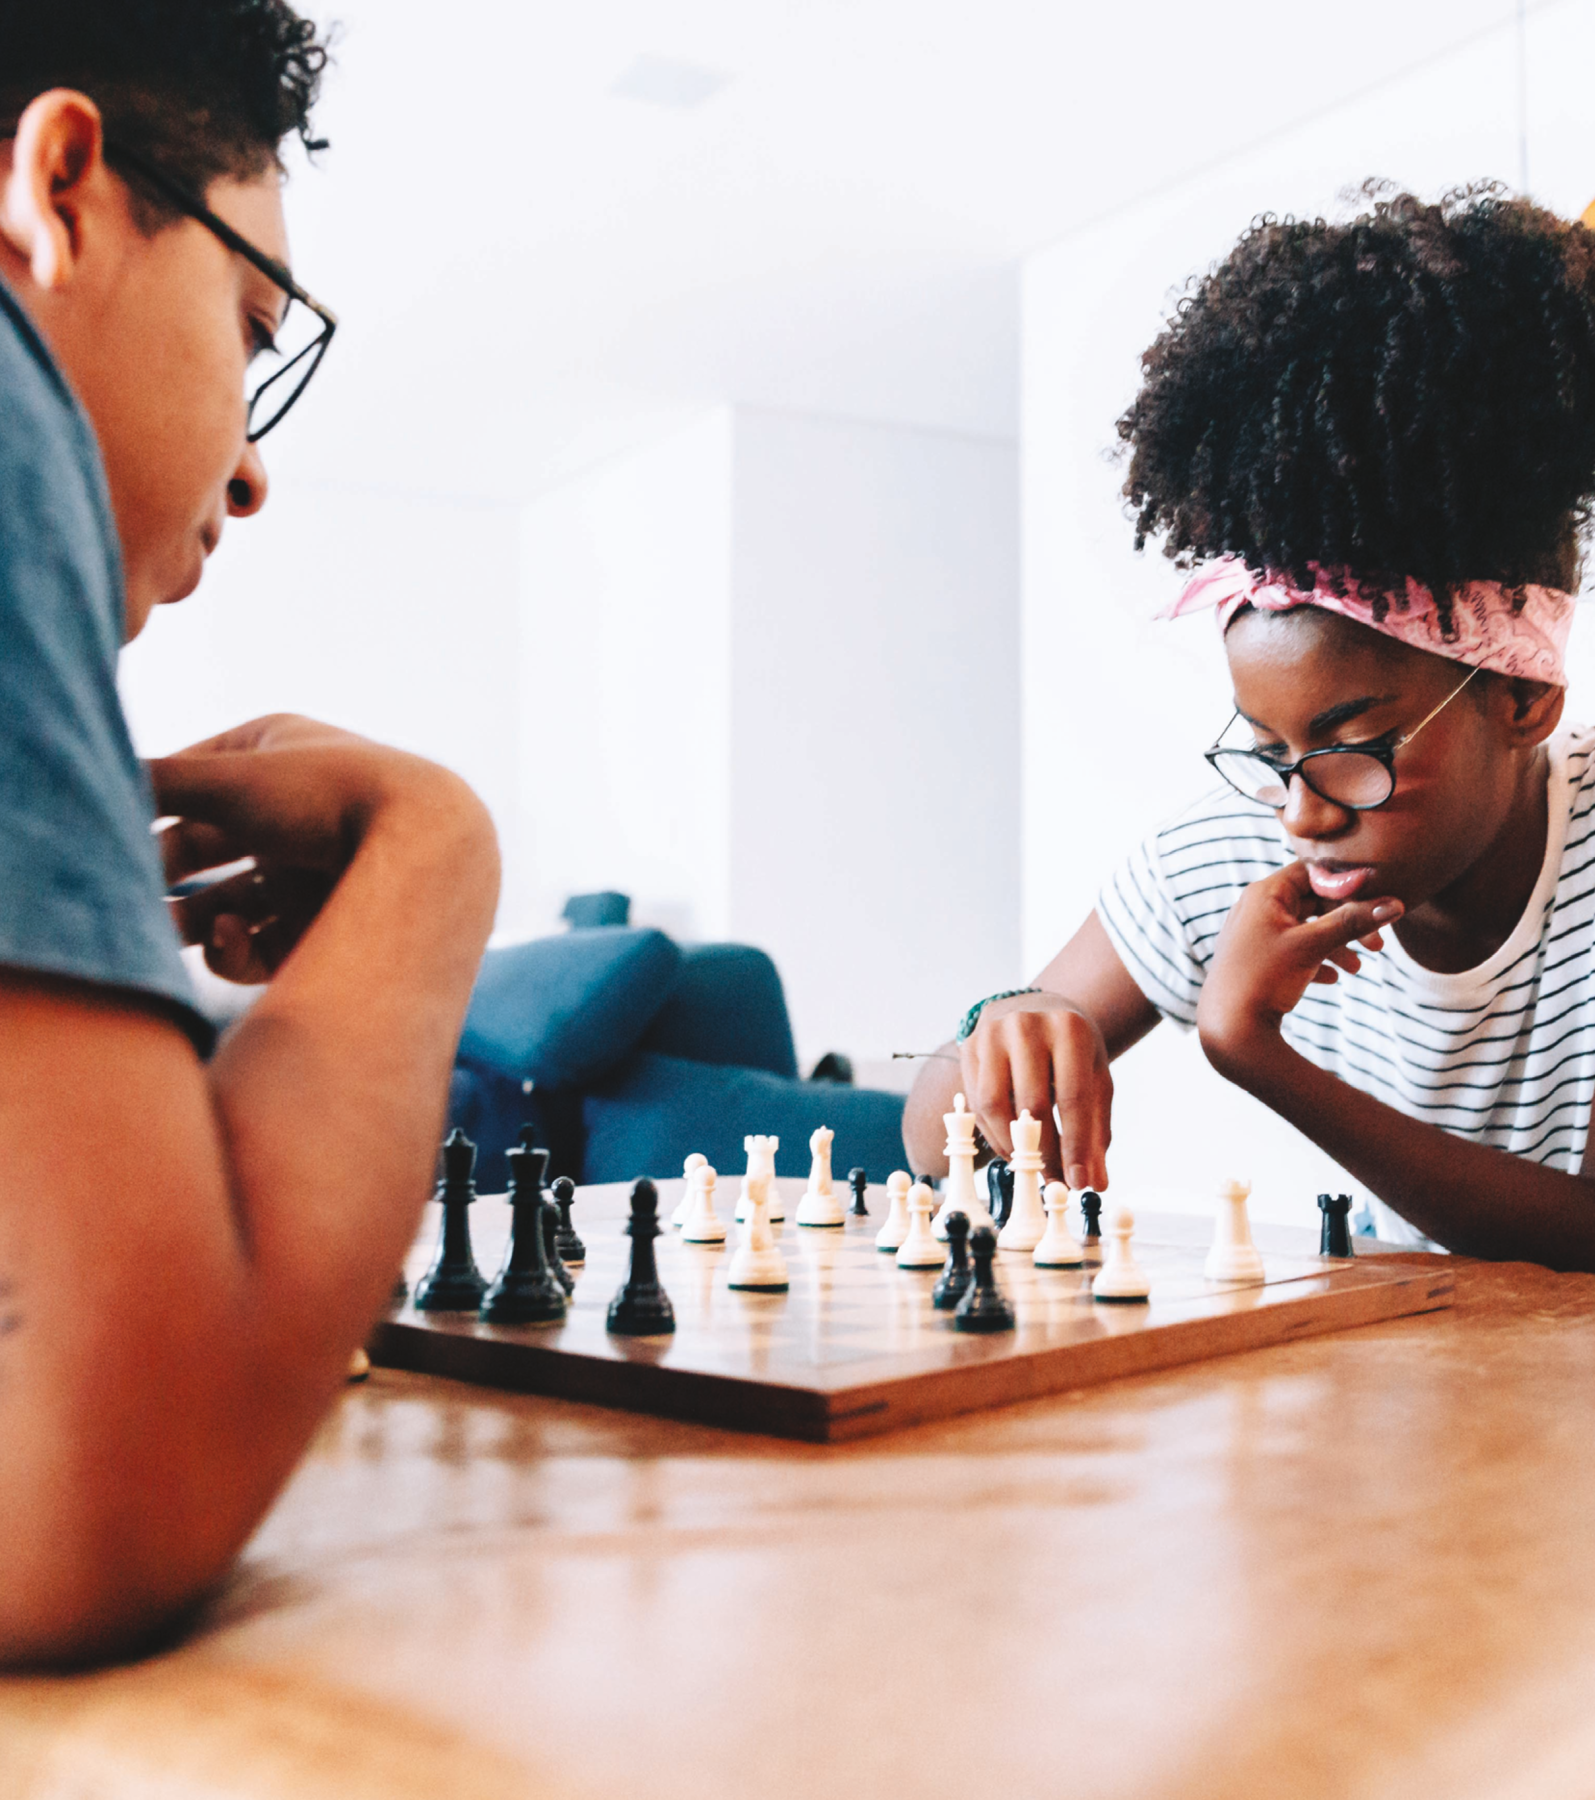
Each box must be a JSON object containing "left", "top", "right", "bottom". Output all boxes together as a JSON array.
[
  {"left": 672, "top": 1151, "right": 708, "bottom": 1227},
  {"left": 1091, "top": 1205, "right": 1150, "bottom": 1303},
  {"left": 680, "top": 1162, "right": 726, "bottom": 1244},
  {"left": 998, "top": 1110, "right": 1049, "bottom": 1252},
  {"left": 726, "top": 1165, "right": 789, "bottom": 1291},
  {"left": 933, "top": 1093, "right": 995, "bottom": 1240},
  {"left": 896, "top": 1181, "right": 944, "bottom": 1268},
  {"left": 875, "top": 1170, "right": 913, "bottom": 1253},
  {"left": 736, "top": 1135, "right": 784, "bottom": 1223},
  {"left": 1033, "top": 1181, "right": 1084, "bottom": 1268},
  {"left": 1205, "top": 1177, "right": 1265, "bottom": 1282},
  {"left": 795, "top": 1126, "right": 844, "bottom": 1227}
]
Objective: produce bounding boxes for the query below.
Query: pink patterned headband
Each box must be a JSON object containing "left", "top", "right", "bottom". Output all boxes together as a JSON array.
[{"left": 1164, "top": 557, "right": 1575, "bottom": 687}]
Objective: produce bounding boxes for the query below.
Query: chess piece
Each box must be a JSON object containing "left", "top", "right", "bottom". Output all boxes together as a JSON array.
[
  {"left": 540, "top": 1194, "right": 575, "bottom": 1295},
  {"left": 954, "top": 1226, "right": 1017, "bottom": 1333},
  {"left": 998, "top": 1110, "right": 1049, "bottom": 1252},
  {"left": 481, "top": 1144, "right": 568, "bottom": 1325},
  {"left": 414, "top": 1129, "right": 488, "bottom": 1311},
  {"left": 1318, "top": 1191, "right": 1354, "bottom": 1258},
  {"left": 848, "top": 1167, "right": 870, "bottom": 1217},
  {"left": 607, "top": 1180, "right": 676, "bottom": 1335},
  {"left": 932, "top": 1210, "right": 974, "bottom": 1309},
  {"left": 1206, "top": 1177, "right": 1265, "bottom": 1282},
  {"left": 673, "top": 1152, "right": 708, "bottom": 1227},
  {"left": 726, "top": 1161, "right": 789, "bottom": 1292},
  {"left": 1080, "top": 1190, "right": 1104, "bottom": 1247},
  {"left": 391, "top": 1270, "right": 410, "bottom": 1303},
  {"left": 1033, "top": 1181, "right": 1084, "bottom": 1268},
  {"left": 1092, "top": 1205, "right": 1151, "bottom": 1303},
  {"left": 735, "top": 1136, "right": 783, "bottom": 1223},
  {"left": 796, "top": 1126, "right": 845, "bottom": 1227},
  {"left": 875, "top": 1170, "right": 913, "bottom": 1253},
  {"left": 934, "top": 1093, "right": 995, "bottom": 1240},
  {"left": 986, "top": 1159, "right": 1015, "bottom": 1230},
  {"left": 552, "top": 1175, "right": 585, "bottom": 1264},
  {"left": 681, "top": 1162, "right": 727, "bottom": 1244},
  {"left": 896, "top": 1181, "right": 944, "bottom": 1268}
]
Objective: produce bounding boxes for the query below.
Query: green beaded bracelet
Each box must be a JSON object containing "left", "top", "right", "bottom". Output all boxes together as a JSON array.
[{"left": 955, "top": 987, "right": 1044, "bottom": 1042}]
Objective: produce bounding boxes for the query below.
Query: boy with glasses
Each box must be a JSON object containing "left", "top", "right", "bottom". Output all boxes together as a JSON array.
[
  {"left": 906, "top": 188, "right": 1595, "bottom": 1269},
  {"left": 0, "top": 3, "right": 500, "bottom": 1664}
]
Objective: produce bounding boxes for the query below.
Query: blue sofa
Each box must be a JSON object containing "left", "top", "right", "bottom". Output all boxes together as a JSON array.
[{"left": 448, "top": 925, "right": 907, "bottom": 1191}]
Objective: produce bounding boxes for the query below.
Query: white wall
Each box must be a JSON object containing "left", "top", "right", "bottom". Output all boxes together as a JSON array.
[
  {"left": 119, "top": 480, "right": 527, "bottom": 901},
  {"left": 730, "top": 408, "right": 1020, "bottom": 1069},
  {"left": 517, "top": 412, "right": 735, "bottom": 944},
  {"left": 517, "top": 405, "right": 1020, "bottom": 1069},
  {"left": 1018, "top": 12, "right": 1595, "bottom": 1225}
]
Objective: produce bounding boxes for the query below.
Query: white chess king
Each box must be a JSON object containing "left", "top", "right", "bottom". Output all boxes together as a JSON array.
[
  {"left": 1205, "top": 1177, "right": 1265, "bottom": 1283},
  {"left": 997, "top": 1110, "right": 1049, "bottom": 1252},
  {"left": 933, "top": 1093, "right": 995, "bottom": 1240}
]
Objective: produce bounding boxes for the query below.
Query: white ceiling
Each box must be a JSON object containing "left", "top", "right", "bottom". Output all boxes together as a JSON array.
[{"left": 271, "top": 0, "right": 1530, "bottom": 502}]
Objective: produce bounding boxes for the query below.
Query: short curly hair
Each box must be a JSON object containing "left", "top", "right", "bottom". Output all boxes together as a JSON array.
[
  {"left": 1117, "top": 186, "right": 1595, "bottom": 636},
  {"left": 0, "top": 0, "right": 330, "bottom": 218}
]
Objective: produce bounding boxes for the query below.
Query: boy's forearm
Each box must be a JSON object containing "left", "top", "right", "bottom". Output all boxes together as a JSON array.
[
  {"left": 902, "top": 1047, "right": 962, "bottom": 1176},
  {"left": 210, "top": 770, "right": 501, "bottom": 1358},
  {"left": 1206, "top": 1032, "right": 1595, "bottom": 1270}
]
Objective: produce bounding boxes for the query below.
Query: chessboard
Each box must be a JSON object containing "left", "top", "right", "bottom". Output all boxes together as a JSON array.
[{"left": 369, "top": 1176, "right": 1456, "bottom": 1442}]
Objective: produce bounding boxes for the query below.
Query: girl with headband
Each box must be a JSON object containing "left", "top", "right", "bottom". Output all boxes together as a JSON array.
[{"left": 905, "top": 186, "right": 1595, "bottom": 1265}]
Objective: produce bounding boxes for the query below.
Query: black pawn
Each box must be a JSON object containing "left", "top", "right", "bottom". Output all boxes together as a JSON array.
[
  {"left": 954, "top": 1226, "right": 1016, "bottom": 1334},
  {"left": 480, "top": 1145, "right": 567, "bottom": 1325},
  {"left": 414, "top": 1129, "right": 488, "bottom": 1311},
  {"left": 1080, "top": 1190, "right": 1103, "bottom": 1243},
  {"left": 1318, "top": 1192, "right": 1354, "bottom": 1258},
  {"left": 848, "top": 1167, "right": 870, "bottom": 1217},
  {"left": 932, "top": 1210, "right": 974, "bottom": 1311},
  {"left": 541, "top": 1193, "right": 575, "bottom": 1295},
  {"left": 607, "top": 1179, "right": 676, "bottom": 1336},
  {"left": 987, "top": 1159, "right": 1015, "bottom": 1229},
  {"left": 552, "top": 1175, "right": 586, "bottom": 1264}
]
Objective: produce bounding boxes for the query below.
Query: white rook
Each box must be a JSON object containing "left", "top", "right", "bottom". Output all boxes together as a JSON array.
[{"left": 1205, "top": 1177, "right": 1265, "bottom": 1283}]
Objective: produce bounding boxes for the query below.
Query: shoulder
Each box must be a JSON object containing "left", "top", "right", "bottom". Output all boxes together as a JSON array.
[{"left": 1143, "top": 785, "right": 1290, "bottom": 898}]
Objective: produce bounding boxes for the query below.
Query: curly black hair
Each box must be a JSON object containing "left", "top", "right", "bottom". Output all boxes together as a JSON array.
[
  {"left": 0, "top": 0, "right": 330, "bottom": 220},
  {"left": 1118, "top": 185, "right": 1595, "bottom": 636}
]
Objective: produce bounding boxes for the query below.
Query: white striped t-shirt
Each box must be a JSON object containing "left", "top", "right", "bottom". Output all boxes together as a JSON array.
[{"left": 1097, "top": 725, "right": 1595, "bottom": 1246}]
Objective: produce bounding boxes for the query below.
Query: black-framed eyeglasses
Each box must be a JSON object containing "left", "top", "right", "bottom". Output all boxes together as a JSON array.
[
  {"left": 102, "top": 140, "right": 338, "bottom": 442},
  {"left": 1205, "top": 666, "right": 1480, "bottom": 812}
]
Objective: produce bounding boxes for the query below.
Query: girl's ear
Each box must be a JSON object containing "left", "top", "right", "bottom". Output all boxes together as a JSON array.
[
  {"left": 1499, "top": 676, "right": 1564, "bottom": 747},
  {"left": 0, "top": 90, "right": 105, "bottom": 291}
]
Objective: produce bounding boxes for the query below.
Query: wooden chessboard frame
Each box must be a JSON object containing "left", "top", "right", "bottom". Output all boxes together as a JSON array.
[{"left": 370, "top": 1177, "right": 1455, "bottom": 1443}]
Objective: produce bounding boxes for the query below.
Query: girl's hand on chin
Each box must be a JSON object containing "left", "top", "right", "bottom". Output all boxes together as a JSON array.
[{"left": 1197, "top": 862, "right": 1402, "bottom": 1074}]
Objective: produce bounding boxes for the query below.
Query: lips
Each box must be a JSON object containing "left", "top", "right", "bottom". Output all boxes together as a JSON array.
[{"left": 1303, "top": 862, "right": 1378, "bottom": 902}]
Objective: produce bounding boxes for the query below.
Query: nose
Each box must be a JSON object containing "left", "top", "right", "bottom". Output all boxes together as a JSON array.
[
  {"left": 227, "top": 442, "right": 269, "bottom": 518},
  {"left": 1280, "top": 771, "right": 1355, "bottom": 841}
]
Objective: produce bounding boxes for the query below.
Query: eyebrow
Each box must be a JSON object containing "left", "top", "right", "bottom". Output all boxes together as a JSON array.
[{"left": 1239, "top": 694, "right": 1401, "bottom": 737}]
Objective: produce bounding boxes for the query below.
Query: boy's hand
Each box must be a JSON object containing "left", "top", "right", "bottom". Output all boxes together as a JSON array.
[
  {"left": 1198, "top": 862, "right": 1401, "bottom": 1073},
  {"left": 151, "top": 714, "right": 481, "bottom": 985},
  {"left": 958, "top": 993, "right": 1111, "bottom": 1189}
]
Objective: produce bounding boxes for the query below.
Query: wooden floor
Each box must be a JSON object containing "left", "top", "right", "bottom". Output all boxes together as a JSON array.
[{"left": 4, "top": 1233, "right": 1595, "bottom": 1799}]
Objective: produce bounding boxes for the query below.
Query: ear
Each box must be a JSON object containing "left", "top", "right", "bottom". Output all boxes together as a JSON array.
[
  {"left": 0, "top": 90, "right": 107, "bottom": 290},
  {"left": 1491, "top": 674, "right": 1565, "bottom": 749}
]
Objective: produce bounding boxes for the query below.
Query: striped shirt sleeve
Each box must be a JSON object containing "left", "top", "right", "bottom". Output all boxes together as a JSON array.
[{"left": 1097, "top": 834, "right": 1207, "bottom": 1028}]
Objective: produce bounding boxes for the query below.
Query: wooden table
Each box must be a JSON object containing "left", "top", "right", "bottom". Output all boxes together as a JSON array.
[{"left": 4, "top": 1241, "right": 1595, "bottom": 1799}]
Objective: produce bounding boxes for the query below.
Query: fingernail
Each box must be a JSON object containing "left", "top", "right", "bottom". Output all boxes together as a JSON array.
[
  {"left": 1372, "top": 902, "right": 1402, "bottom": 922},
  {"left": 1066, "top": 1164, "right": 1086, "bottom": 1189}
]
